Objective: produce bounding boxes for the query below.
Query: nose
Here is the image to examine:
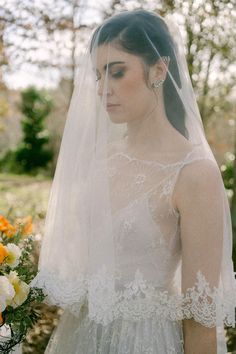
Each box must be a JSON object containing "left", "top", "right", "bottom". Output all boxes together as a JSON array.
[{"left": 97, "top": 78, "right": 112, "bottom": 97}]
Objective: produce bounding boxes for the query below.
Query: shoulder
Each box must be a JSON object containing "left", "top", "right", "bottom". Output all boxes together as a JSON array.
[
  {"left": 180, "top": 158, "right": 222, "bottom": 188},
  {"left": 174, "top": 158, "right": 224, "bottom": 255},
  {"left": 173, "top": 158, "right": 223, "bottom": 212}
]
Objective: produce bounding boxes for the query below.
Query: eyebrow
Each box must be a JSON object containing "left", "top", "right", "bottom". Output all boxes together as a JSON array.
[
  {"left": 99, "top": 61, "right": 125, "bottom": 72},
  {"left": 94, "top": 61, "right": 126, "bottom": 75}
]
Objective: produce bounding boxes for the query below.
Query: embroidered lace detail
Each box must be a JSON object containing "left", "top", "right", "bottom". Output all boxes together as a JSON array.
[
  {"left": 160, "top": 178, "right": 173, "bottom": 197},
  {"left": 122, "top": 216, "right": 136, "bottom": 234},
  {"left": 30, "top": 271, "right": 87, "bottom": 308},
  {"left": 135, "top": 174, "right": 146, "bottom": 184},
  {"left": 31, "top": 267, "right": 236, "bottom": 328},
  {"left": 45, "top": 300, "right": 185, "bottom": 354}
]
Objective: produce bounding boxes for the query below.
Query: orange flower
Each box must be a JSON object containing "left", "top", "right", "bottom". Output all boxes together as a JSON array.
[
  {"left": 0, "top": 215, "right": 10, "bottom": 232},
  {"left": 5, "top": 224, "right": 17, "bottom": 238},
  {"left": 15, "top": 216, "right": 33, "bottom": 237},
  {"left": 0, "top": 242, "right": 8, "bottom": 264}
]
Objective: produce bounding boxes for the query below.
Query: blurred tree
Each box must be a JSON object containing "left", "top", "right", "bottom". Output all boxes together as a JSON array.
[
  {"left": 0, "top": 0, "right": 91, "bottom": 164},
  {"left": 1, "top": 0, "right": 234, "bottom": 121},
  {"left": 0, "top": 8, "right": 8, "bottom": 90},
  {"left": 0, "top": 15, "right": 10, "bottom": 132},
  {"left": 14, "top": 87, "right": 53, "bottom": 173},
  {"left": 231, "top": 126, "right": 236, "bottom": 267},
  {"left": 0, "top": 0, "right": 95, "bottom": 97},
  {"left": 221, "top": 149, "right": 235, "bottom": 254}
]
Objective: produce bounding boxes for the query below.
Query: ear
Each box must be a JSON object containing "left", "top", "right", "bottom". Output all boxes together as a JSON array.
[{"left": 149, "top": 57, "right": 170, "bottom": 83}]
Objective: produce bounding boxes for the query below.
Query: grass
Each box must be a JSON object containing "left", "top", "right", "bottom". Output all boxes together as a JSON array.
[
  {"left": 0, "top": 173, "right": 51, "bottom": 214},
  {"left": 0, "top": 173, "right": 51, "bottom": 235}
]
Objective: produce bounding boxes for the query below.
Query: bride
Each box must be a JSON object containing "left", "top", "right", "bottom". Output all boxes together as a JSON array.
[{"left": 31, "top": 10, "right": 236, "bottom": 353}]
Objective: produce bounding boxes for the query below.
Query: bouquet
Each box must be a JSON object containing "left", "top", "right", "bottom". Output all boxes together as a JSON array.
[{"left": 0, "top": 215, "right": 45, "bottom": 353}]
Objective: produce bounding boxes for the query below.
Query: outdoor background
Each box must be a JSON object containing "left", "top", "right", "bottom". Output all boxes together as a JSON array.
[{"left": 0, "top": 0, "right": 235, "bottom": 352}]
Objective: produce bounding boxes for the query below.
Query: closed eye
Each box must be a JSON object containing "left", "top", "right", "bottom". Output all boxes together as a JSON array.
[
  {"left": 111, "top": 70, "right": 124, "bottom": 79},
  {"left": 95, "top": 68, "right": 125, "bottom": 81}
]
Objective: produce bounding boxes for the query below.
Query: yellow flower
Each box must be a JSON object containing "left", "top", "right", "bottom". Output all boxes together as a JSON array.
[
  {"left": 0, "top": 275, "right": 15, "bottom": 312},
  {"left": 15, "top": 215, "right": 33, "bottom": 238},
  {"left": 6, "top": 271, "right": 30, "bottom": 308},
  {"left": 0, "top": 242, "right": 8, "bottom": 264},
  {"left": 5, "top": 243, "right": 22, "bottom": 268}
]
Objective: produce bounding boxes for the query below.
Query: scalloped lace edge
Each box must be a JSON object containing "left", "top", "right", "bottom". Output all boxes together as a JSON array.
[{"left": 30, "top": 267, "right": 236, "bottom": 327}]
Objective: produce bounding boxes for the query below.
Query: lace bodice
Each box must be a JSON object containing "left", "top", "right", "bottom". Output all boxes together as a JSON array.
[
  {"left": 31, "top": 145, "right": 236, "bottom": 329},
  {"left": 108, "top": 150, "right": 183, "bottom": 292}
]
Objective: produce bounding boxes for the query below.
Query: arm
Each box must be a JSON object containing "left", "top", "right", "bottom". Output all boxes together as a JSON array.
[{"left": 172, "top": 159, "right": 224, "bottom": 354}]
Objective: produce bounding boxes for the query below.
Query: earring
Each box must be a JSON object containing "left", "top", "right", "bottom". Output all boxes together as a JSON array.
[
  {"left": 162, "top": 56, "right": 170, "bottom": 64},
  {"left": 152, "top": 79, "right": 164, "bottom": 89}
]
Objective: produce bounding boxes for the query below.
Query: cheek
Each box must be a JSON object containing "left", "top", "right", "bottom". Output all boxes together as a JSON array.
[{"left": 116, "top": 71, "right": 151, "bottom": 105}]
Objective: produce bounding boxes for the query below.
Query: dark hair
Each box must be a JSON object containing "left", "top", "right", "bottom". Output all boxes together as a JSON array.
[{"left": 90, "top": 10, "right": 188, "bottom": 139}]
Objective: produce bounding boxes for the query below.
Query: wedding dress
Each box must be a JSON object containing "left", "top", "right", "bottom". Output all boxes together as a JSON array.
[
  {"left": 30, "top": 10, "right": 236, "bottom": 354},
  {"left": 42, "top": 145, "right": 228, "bottom": 354}
]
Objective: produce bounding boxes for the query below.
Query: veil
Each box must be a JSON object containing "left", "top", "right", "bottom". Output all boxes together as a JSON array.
[{"left": 30, "top": 10, "right": 236, "bottom": 353}]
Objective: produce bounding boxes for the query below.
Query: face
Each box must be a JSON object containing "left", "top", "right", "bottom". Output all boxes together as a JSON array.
[{"left": 94, "top": 44, "right": 158, "bottom": 124}]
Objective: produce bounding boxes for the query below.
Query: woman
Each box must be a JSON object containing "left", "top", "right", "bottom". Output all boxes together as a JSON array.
[{"left": 31, "top": 10, "right": 236, "bottom": 353}]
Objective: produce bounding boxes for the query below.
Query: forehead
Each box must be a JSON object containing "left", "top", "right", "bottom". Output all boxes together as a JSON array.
[{"left": 93, "top": 44, "right": 142, "bottom": 70}]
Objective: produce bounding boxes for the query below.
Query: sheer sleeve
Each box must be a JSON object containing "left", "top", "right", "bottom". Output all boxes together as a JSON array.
[{"left": 171, "top": 157, "right": 236, "bottom": 352}]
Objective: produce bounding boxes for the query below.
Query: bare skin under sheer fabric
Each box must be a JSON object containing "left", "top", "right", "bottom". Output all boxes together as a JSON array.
[{"left": 41, "top": 145, "right": 229, "bottom": 354}]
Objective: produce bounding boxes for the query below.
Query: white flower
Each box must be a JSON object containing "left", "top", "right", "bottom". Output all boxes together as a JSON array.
[
  {"left": 0, "top": 276, "right": 15, "bottom": 312},
  {"left": 5, "top": 243, "right": 22, "bottom": 268},
  {"left": 6, "top": 271, "right": 30, "bottom": 308}
]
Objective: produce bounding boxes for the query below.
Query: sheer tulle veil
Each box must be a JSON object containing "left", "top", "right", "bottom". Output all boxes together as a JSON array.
[{"left": 30, "top": 10, "right": 236, "bottom": 352}]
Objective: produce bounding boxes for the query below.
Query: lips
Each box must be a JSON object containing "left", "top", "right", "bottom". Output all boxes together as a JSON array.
[
  {"left": 106, "top": 103, "right": 120, "bottom": 112},
  {"left": 107, "top": 103, "right": 120, "bottom": 107}
]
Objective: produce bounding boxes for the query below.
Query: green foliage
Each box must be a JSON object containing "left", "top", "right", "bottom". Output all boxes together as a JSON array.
[
  {"left": 0, "top": 150, "right": 22, "bottom": 174},
  {"left": 221, "top": 155, "right": 234, "bottom": 192},
  {"left": 0, "top": 288, "right": 45, "bottom": 354},
  {"left": 221, "top": 153, "right": 236, "bottom": 275},
  {"left": 14, "top": 87, "right": 53, "bottom": 174}
]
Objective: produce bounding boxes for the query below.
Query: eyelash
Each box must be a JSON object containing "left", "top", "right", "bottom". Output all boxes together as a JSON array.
[
  {"left": 96, "top": 69, "right": 124, "bottom": 81},
  {"left": 111, "top": 70, "right": 124, "bottom": 79}
]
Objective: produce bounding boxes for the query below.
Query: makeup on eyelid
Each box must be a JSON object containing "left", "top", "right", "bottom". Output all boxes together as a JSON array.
[{"left": 96, "top": 65, "right": 126, "bottom": 81}]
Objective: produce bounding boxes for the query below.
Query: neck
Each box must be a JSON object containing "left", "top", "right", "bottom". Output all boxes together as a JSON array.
[{"left": 125, "top": 98, "right": 174, "bottom": 155}]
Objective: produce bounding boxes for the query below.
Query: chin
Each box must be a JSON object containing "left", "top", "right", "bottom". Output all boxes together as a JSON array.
[{"left": 108, "top": 112, "right": 128, "bottom": 124}]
